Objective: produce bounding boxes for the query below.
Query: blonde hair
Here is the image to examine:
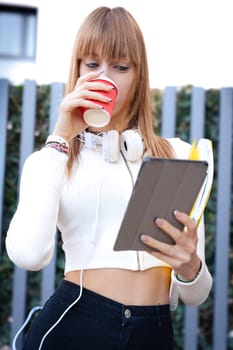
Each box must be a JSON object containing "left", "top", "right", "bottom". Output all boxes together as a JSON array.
[{"left": 66, "top": 7, "right": 174, "bottom": 171}]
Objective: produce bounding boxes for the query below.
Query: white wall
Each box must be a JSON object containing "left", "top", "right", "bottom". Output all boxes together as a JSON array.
[
  {"left": 0, "top": 58, "right": 36, "bottom": 83},
  {"left": 1, "top": 0, "right": 233, "bottom": 88}
]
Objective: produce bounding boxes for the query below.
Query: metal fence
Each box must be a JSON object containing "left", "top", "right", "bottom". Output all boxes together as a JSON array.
[{"left": 0, "top": 79, "right": 232, "bottom": 350}]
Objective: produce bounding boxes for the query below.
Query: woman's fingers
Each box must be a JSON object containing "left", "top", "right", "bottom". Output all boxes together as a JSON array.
[
  {"left": 72, "top": 88, "right": 112, "bottom": 103},
  {"left": 61, "top": 98, "right": 103, "bottom": 112},
  {"left": 173, "top": 210, "right": 198, "bottom": 237},
  {"left": 75, "top": 70, "right": 104, "bottom": 88},
  {"left": 155, "top": 217, "right": 181, "bottom": 242},
  {"left": 152, "top": 211, "right": 197, "bottom": 242},
  {"left": 140, "top": 211, "right": 198, "bottom": 257},
  {"left": 65, "top": 70, "right": 116, "bottom": 114},
  {"left": 77, "top": 80, "right": 114, "bottom": 92},
  {"left": 141, "top": 234, "right": 175, "bottom": 256},
  {"left": 140, "top": 210, "right": 201, "bottom": 279},
  {"left": 60, "top": 89, "right": 108, "bottom": 112}
]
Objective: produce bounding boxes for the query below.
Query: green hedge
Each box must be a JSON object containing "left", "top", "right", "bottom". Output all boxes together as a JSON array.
[{"left": 0, "top": 85, "right": 232, "bottom": 349}]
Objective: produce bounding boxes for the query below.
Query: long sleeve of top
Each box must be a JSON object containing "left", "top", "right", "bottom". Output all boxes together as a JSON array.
[
  {"left": 6, "top": 147, "right": 67, "bottom": 270},
  {"left": 169, "top": 217, "right": 212, "bottom": 310}
]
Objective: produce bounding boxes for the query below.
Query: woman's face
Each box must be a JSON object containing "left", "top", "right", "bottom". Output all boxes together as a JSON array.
[{"left": 79, "top": 54, "right": 136, "bottom": 130}]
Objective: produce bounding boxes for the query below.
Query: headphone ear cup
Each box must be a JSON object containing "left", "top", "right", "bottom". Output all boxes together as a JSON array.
[
  {"left": 103, "top": 130, "right": 120, "bottom": 162},
  {"left": 120, "top": 130, "right": 143, "bottom": 162}
]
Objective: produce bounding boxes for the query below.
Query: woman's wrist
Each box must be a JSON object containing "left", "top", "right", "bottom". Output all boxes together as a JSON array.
[
  {"left": 176, "top": 261, "right": 202, "bottom": 283},
  {"left": 46, "top": 134, "right": 70, "bottom": 148},
  {"left": 45, "top": 134, "right": 70, "bottom": 155}
]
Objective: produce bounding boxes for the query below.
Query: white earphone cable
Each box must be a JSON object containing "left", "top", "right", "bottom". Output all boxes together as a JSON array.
[
  {"left": 12, "top": 306, "right": 43, "bottom": 350},
  {"left": 38, "top": 153, "right": 105, "bottom": 350},
  {"left": 38, "top": 270, "right": 84, "bottom": 350}
]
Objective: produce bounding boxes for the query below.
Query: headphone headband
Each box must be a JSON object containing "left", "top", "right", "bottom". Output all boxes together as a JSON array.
[{"left": 81, "top": 130, "right": 143, "bottom": 162}]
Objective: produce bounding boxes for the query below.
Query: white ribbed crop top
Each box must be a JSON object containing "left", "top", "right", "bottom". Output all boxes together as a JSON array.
[
  {"left": 5, "top": 137, "right": 213, "bottom": 309},
  {"left": 6, "top": 137, "right": 190, "bottom": 271}
]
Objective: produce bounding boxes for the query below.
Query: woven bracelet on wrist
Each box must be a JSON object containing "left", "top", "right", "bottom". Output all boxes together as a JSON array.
[
  {"left": 45, "top": 142, "right": 69, "bottom": 154},
  {"left": 46, "top": 135, "right": 69, "bottom": 150}
]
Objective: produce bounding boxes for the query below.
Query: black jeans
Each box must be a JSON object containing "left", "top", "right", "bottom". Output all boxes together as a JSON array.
[{"left": 23, "top": 280, "right": 174, "bottom": 350}]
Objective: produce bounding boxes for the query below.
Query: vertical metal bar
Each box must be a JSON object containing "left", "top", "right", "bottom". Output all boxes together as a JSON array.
[
  {"left": 0, "top": 79, "right": 9, "bottom": 258},
  {"left": 41, "top": 82, "right": 64, "bottom": 304},
  {"left": 161, "top": 86, "right": 177, "bottom": 137},
  {"left": 48, "top": 83, "right": 64, "bottom": 133},
  {"left": 184, "top": 86, "right": 206, "bottom": 350},
  {"left": 190, "top": 86, "right": 205, "bottom": 141},
  {"left": 213, "top": 88, "right": 233, "bottom": 350},
  {"left": 11, "top": 80, "right": 37, "bottom": 348}
]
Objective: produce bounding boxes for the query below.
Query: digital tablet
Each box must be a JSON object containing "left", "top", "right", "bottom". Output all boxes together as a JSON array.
[{"left": 113, "top": 157, "right": 208, "bottom": 252}]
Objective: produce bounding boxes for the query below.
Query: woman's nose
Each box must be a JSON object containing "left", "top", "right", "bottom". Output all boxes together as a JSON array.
[{"left": 99, "top": 63, "right": 110, "bottom": 78}]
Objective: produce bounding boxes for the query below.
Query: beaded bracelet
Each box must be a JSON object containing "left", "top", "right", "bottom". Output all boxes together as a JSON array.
[
  {"left": 46, "top": 135, "right": 69, "bottom": 150},
  {"left": 45, "top": 142, "right": 69, "bottom": 154}
]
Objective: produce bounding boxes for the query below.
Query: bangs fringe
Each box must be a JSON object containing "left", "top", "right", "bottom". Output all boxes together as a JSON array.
[{"left": 76, "top": 8, "right": 141, "bottom": 64}]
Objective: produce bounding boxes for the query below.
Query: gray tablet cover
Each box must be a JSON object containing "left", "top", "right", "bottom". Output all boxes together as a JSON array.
[{"left": 113, "top": 157, "right": 208, "bottom": 252}]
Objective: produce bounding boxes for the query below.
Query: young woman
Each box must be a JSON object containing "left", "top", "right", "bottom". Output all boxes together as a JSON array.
[{"left": 6, "top": 7, "right": 212, "bottom": 350}]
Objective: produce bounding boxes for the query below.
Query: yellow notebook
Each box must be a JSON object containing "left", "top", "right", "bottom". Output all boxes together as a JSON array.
[{"left": 189, "top": 138, "right": 214, "bottom": 223}]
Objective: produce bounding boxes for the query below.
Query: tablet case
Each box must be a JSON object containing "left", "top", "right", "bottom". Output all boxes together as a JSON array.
[{"left": 113, "top": 157, "right": 208, "bottom": 252}]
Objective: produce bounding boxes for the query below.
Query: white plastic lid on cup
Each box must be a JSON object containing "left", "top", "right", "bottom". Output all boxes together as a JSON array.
[{"left": 83, "top": 109, "right": 111, "bottom": 127}]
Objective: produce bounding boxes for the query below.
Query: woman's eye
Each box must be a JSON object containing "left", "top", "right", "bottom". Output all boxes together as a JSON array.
[
  {"left": 86, "top": 62, "right": 99, "bottom": 69},
  {"left": 114, "top": 65, "right": 129, "bottom": 72}
]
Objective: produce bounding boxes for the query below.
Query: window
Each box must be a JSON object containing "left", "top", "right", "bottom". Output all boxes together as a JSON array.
[{"left": 0, "top": 4, "right": 37, "bottom": 59}]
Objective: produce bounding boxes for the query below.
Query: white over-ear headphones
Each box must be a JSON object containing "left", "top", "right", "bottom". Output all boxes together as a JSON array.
[{"left": 82, "top": 130, "right": 144, "bottom": 163}]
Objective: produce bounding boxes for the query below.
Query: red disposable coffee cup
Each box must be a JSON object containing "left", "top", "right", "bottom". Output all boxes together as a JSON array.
[{"left": 81, "top": 77, "right": 118, "bottom": 127}]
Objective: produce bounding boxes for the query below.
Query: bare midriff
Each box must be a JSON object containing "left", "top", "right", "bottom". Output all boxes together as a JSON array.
[{"left": 65, "top": 267, "right": 171, "bottom": 306}]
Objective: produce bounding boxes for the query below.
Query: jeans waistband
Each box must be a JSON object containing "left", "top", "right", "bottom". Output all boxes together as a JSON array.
[{"left": 58, "top": 279, "right": 170, "bottom": 319}]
